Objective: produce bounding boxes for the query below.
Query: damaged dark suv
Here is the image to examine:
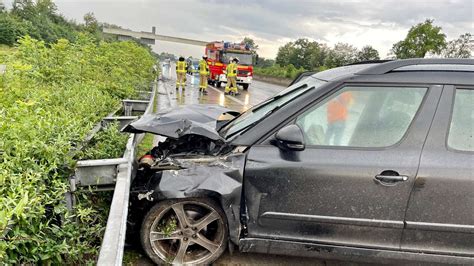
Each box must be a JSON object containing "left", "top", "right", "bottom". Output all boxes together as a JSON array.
[{"left": 124, "top": 59, "right": 474, "bottom": 265}]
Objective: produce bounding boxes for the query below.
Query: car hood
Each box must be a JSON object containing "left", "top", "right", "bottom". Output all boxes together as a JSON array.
[{"left": 122, "top": 104, "right": 239, "bottom": 140}]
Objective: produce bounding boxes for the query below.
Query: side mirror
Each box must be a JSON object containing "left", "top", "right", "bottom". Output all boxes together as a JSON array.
[{"left": 275, "top": 124, "right": 305, "bottom": 151}]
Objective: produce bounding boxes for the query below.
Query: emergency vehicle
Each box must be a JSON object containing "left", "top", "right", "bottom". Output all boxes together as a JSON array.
[{"left": 205, "top": 41, "right": 257, "bottom": 90}]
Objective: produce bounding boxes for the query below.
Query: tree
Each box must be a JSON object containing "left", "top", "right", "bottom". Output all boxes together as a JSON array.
[
  {"left": 12, "top": 0, "right": 36, "bottom": 19},
  {"left": 275, "top": 38, "right": 327, "bottom": 70},
  {"left": 324, "top": 43, "right": 358, "bottom": 68},
  {"left": 83, "top": 12, "right": 99, "bottom": 34},
  {"left": 256, "top": 57, "right": 275, "bottom": 68},
  {"left": 355, "top": 45, "right": 380, "bottom": 62},
  {"left": 35, "top": 0, "right": 56, "bottom": 16},
  {"left": 275, "top": 42, "right": 294, "bottom": 66},
  {"left": 391, "top": 19, "right": 447, "bottom": 59},
  {"left": 441, "top": 33, "right": 472, "bottom": 58},
  {"left": 8, "top": 0, "right": 78, "bottom": 43},
  {"left": 243, "top": 37, "right": 258, "bottom": 50},
  {"left": 0, "top": 13, "right": 30, "bottom": 45}
]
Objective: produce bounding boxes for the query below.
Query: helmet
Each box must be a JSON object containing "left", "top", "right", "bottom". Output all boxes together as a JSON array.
[
  {"left": 178, "top": 56, "right": 185, "bottom": 61},
  {"left": 202, "top": 55, "right": 208, "bottom": 59},
  {"left": 232, "top": 57, "right": 239, "bottom": 63}
]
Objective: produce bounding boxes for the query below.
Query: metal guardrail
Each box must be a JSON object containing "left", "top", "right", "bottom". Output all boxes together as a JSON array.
[
  {"left": 66, "top": 80, "right": 157, "bottom": 264},
  {"left": 96, "top": 81, "right": 157, "bottom": 265}
]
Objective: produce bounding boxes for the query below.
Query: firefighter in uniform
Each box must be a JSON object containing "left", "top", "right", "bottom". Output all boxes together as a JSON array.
[
  {"left": 225, "top": 57, "right": 239, "bottom": 95},
  {"left": 198, "top": 55, "right": 209, "bottom": 94},
  {"left": 176, "top": 56, "right": 187, "bottom": 90}
]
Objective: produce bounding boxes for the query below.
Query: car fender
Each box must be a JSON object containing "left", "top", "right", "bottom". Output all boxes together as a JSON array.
[{"left": 141, "top": 153, "right": 246, "bottom": 244}]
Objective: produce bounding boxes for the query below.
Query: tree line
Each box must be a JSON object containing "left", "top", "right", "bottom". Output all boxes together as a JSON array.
[
  {"left": 0, "top": 0, "right": 151, "bottom": 49},
  {"left": 251, "top": 19, "right": 472, "bottom": 79}
]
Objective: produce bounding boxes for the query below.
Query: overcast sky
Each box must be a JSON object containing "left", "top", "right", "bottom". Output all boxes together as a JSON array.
[{"left": 4, "top": 0, "right": 473, "bottom": 58}]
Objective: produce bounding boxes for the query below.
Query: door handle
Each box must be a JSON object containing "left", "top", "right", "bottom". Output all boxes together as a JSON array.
[
  {"left": 375, "top": 175, "right": 408, "bottom": 182},
  {"left": 374, "top": 170, "right": 409, "bottom": 186}
]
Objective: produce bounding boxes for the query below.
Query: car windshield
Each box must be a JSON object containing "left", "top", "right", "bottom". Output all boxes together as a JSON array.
[
  {"left": 222, "top": 52, "right": 253, "bottom": 65},
  {"left": 220, "top": 77, "right": 327, "bottom": 139}
]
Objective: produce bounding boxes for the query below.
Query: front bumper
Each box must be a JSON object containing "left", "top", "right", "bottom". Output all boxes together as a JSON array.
[{"left": 218, "top": 74, "right": 252, "bottom": 84}]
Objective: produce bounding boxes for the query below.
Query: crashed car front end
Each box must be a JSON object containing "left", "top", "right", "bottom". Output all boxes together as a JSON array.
[{"left": 123, "top": 104, "right": 246, "bottom": 244}]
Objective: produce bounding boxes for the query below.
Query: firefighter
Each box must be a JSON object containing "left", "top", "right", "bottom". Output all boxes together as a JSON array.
[
  {"left": 176, "top": 56, "right": 187, "bottom": 90},
  {"left": 198, "top": 55, "right": 209, "bottom": 94},
  {"left": 225, "top": 57, "right": 239, "bottom": 95},
  {"left": 325, "top": 91, "right": 353, "bottom": 145}
]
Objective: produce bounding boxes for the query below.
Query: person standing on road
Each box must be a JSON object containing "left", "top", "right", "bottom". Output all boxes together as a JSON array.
[
  {"left": 325, "top": 91, "right": 353, "bottom": 145},
  {"left": 225, "top": 58, "right": 239, "bottom": 95},
  {"left": 176, "top": 56, "right": 187, "bottom": 90},
  {"left": 198, "top": 55, "right": 210, "bottom": 95}
]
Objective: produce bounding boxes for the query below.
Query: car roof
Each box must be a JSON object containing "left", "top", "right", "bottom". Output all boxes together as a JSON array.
[{"left": 311, "top": 59, "right": 474, "bottom": 85}]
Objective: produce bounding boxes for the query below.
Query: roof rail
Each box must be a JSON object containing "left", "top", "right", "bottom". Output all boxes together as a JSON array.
[
  {"left": 356, "top": 58, "right": 474, "bottom": 75},
  {"left": 347, "top": 59, "right": 392, "bottom": 66}
]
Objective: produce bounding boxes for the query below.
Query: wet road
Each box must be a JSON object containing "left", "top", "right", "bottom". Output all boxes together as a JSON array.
[{"left": 158, "top": 63, "right": 286, "bottom": 113}]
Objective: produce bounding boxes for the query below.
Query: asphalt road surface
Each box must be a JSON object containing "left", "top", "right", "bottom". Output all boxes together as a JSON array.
[
  {"left": 126, "top": 64, "right": 368, "bottom": 265},
  {"left": 158, "top": 64, "right": 286, "bottom": 113}
]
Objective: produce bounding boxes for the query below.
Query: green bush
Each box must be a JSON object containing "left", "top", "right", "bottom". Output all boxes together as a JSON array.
[
  {"left": 0, "top": 35, "right": 155, "bottom": 263},
  {"left": 254, "top": 64, "right": 306, "bottom": 80},
  {"left": 77, "top": 122, "right": 129, "bottom": 160},
  {"left": 0, "top": 14, "right": 28, "bottom": 46}
]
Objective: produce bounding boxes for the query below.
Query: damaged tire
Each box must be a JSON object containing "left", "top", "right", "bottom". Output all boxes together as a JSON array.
[{"left": 140, "top": 198, "right": 228, "bottom": 265}]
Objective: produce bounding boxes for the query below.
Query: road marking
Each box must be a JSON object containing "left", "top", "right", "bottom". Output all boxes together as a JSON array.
[
  {"left": 207, "top": 85, "right": 246, "bottom": 106},
  {"left": 180, "top": 72, "right": 247, "bottom": 107},
  {"left": 161, "top": 80, "right": 177, "bottom": 108}
]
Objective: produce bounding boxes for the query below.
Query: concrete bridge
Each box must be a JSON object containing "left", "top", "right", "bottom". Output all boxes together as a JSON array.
[{"left": 103, "top": 27, "right": 208, "bottom": 46}]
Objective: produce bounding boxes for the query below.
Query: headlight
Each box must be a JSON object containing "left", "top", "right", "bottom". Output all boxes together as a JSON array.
[{"left": 247, "top": 72, "right": 252, "bottom": 76}]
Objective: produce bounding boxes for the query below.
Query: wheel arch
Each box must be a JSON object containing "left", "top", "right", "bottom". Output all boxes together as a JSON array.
[{"left": 145, "top": 188, "right": 242, "bottom": 246}]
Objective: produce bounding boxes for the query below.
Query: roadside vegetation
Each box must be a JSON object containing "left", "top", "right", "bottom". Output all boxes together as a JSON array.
[
  {"left": 253, "top": 19, "right": 472, "bottom": 80},
  {"left": 0, "top": 1, "right": 156, "bottom": 263}
]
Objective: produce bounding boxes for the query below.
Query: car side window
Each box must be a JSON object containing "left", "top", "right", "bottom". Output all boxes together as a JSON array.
[
  {"left": 296, "top": 86, "right": 427, "bottom": 148},
  {"left": 447, "top": 88, "right": 474, "bottom": 152}
]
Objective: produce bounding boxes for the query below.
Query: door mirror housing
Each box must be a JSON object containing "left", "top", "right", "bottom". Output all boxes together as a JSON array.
[{"left": 275, "top": 124, "right": 305, "bottom": 151}]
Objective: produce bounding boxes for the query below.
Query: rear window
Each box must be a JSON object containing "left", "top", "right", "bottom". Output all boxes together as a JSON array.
[{"left": 447, "top": 89, "right": 474, "bottom": 152}]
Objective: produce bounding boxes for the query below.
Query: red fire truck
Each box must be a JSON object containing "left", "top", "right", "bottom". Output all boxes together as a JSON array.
[{"left": 205, "top": 41, "right": 256, "bottom": 90}]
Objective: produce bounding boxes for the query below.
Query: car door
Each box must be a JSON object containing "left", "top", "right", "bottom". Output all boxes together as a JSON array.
[
  {"left": 244, "top": 84, "right": 441, "bottom": 250},
  {"left": 402, "top": 86, "right": 474, "bottom": 256}
]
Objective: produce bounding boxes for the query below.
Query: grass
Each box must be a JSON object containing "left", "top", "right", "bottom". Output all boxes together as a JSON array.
[
  {"left": 122, "top": 249, "right": 148, "bottom": 265},
  {"left": 0, "top": 45, "right": 16, "bottom": 63},
  {"left": 136, "top": 133, "right": 155, "bottom": 158},
  {"left": 135, "top": 81, "right": 158, "bottom": 159}
]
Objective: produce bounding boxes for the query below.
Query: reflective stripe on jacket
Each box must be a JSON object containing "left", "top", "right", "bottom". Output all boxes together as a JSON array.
[
  {"left": 199, "top": 59, "right": 209, "bottom": 75},
  {"left": 176, "top": 61, "right": 187, "bottom": 73},
  {"left": 226, "top": 63, "right": 237, "bottom": 77}
]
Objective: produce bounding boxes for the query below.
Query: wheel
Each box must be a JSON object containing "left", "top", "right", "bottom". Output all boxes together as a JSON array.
[
  {"left": 242, "top": 84, "right": 249, "bottom": 90},
  {"left": 216, "top": 81, "right": 222, "bottom": 88},
  {"left": 140, "top": 198, "right": 228, "bottom": 265}
]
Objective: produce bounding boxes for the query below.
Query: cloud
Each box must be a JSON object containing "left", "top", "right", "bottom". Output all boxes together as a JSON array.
[{"left": 6, "top": 0, "right": 473, "bottom": 58}]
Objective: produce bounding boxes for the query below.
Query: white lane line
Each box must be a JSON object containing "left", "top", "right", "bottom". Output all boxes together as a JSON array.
[
  {"left": 207, "top": 85, "right": 246, "bottom": 106},
  {"left": 162, "top": 81, "right": 177, "bottom": 108}
]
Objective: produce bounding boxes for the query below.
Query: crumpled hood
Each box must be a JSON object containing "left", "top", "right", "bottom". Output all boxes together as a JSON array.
[{"left": 122, "top": 104, "right": 239, "bottom": 140}]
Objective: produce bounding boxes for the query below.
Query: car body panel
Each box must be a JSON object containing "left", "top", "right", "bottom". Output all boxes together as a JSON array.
[
  {"left": 402, "top": 85, "right": 474, "bottom": 256},
  {"left": 122, "top": 104, "right": 239, "bottom": 140},
  {"left": 243, "top": 84, "right": 442, "bottom": 250},
  {"left": 240, "top": 238, "right": 474, "bottom": 264},
  {"left": 135, "top": 153, "right": 247, "bottom": 244}
]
